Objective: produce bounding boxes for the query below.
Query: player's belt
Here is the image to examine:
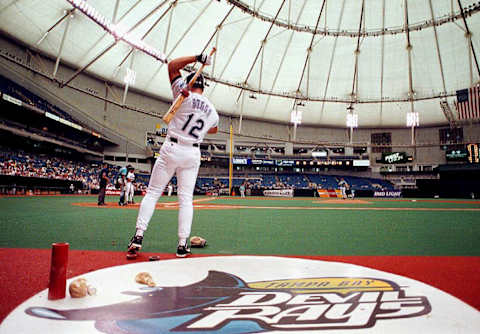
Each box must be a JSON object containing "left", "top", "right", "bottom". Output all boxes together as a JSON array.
[{"left": 169, "top": 137, "right": 199, "bottom": 147}]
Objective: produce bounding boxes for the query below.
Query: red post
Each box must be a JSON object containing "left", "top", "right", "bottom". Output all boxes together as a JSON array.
[{"left": 48, "top": 242, "right": 69, "bottom": 300}]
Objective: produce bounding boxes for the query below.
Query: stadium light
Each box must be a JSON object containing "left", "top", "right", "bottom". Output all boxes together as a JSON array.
[
  {"left": 346, "top": 113, "right": 358, "bottom": 128},
  {"left": 123, "top": 68, "right": 136, "bottom": 86},
  {"left": 111, "top": 23, "right": 129, "bottom": 40},
  {"left": 66, "top": 0, "right": 167, "bottom": 63},
  {"left": 406, "top": 111, "right": 419, "bottom": 127},
  {"left": 290, "top": 109, "right": 302, "bottom": 125}
]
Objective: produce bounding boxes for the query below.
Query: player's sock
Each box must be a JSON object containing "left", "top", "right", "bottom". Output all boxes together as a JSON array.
[
  {"left": 178, "top": 238, "right": 187, "bottom": 246},
  {"left": 135, "top": 229, "right": 144, "bottom": 237}
]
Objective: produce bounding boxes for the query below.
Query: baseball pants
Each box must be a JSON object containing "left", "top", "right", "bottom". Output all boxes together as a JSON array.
[
  {"left": 119, "top": 179, "right": 126, "bottom": 204},
  {"left": 136, "top": 140, "right": 200, "bottom": 240},
  {"left": 126, "top": 182, "right": 134, "bottom": 202}
]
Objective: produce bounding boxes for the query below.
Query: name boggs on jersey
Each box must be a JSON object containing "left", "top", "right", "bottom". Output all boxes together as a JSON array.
[
  {"left": 190, "top": 96, "right": 214, "bottom": 118},
  {"left": 170, "top": 78, "right": 218, "bottom": 142},
  {"left": 175, "top": 79, "right": 214, "bottom": 117}
]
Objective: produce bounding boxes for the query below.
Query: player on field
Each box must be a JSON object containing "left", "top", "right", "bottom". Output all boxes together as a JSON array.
[
  {"left": 338, "top": 178, "right": 349, "bottom": 200},
  {"left": 118, "top": 165, "right": 128, "bottom": 206},
  {"left": 97, "top": 163, "right": 109, "bottom": 206},
  {"left": 126, "top": 166, "right": 135, "bottom": 204},
  {"left": 127, "top": 53, "right": 219, "bottom": 258}
]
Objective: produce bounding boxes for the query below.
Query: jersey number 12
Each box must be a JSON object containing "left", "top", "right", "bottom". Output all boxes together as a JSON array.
[{"left": 182, "top": 114, "right": 204, "bottom": 139}]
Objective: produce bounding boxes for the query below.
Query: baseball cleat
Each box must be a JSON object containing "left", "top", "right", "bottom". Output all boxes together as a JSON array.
[
  {"left": 127, "top": 235, "right": 143, "bottom": 260},
  {"left": 126, "top": 249, "right": 138, "bottom": 259},
  {"left": 176, "top": 244, "right": 191, "bottom": 258}
]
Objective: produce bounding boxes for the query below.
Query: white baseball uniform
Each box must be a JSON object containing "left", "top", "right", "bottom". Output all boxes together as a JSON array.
[
  {"left": 167, "top": 184, "right": 173, "bottom": 196},
  {"left": 338, "top": 180, "right": 348, "bottom": 199},
  {"left": 135, "top": 76, "right": 219, "bottom": 243},
  {"left": 126, "top": 171, "right": 135, "bottom": 203}
]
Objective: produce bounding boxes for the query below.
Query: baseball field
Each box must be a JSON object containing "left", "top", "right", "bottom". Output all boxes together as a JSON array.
[{"left": 1, "top": 194, "right": 479, "bottom": 321}]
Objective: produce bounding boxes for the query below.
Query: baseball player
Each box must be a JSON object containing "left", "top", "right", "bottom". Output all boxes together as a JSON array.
[
  {"left": 338, "top": 178, "right": 348, "bottom": 199},
  {"left": 127, "top": 53, "right": 218, "bottom": 258},
  {"left": 167, "top": 182, "right": 173, "bottom": 196},
  {"left": 239, "top": 183, "right": 246, "bottom": 198},
  {"left": 126, "top": 166, "right": 135, "bottom": 204},
  {"left": 118, "top": 165, "right": 128, "bottom": 206}
]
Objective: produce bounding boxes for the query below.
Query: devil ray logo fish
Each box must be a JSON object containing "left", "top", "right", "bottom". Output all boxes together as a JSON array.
[
  {"left": 26, "top": 271, "right": 260, "bottom": 333},
  {"left": 26, "top": 271, "right": 431, "bottom": 333}
]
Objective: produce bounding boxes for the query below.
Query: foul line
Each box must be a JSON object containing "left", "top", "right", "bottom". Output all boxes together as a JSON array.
[{"left": 193, "top": 205, "right": 480, "bottom": 211}]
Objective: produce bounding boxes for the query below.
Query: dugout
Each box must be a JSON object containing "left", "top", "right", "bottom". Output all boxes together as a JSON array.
[
  {"left": 415, "top": 164, "right": 480, "bottom": 199},
  {"left": 0, "top": 175, "right": 83, "bottom": 195}
]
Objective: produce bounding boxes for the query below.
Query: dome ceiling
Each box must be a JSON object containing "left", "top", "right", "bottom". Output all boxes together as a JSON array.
[{"left": 1, "top": 0, "right": 479, "bottom": 127}]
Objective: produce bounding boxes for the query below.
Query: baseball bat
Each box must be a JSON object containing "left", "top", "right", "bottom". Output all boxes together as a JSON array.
[{"left": 162, "top": 48, "right": 216, "bottom": 124}]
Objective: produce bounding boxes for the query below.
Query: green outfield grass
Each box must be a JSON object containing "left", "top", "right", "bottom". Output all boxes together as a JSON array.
[{"left": 0, "top": 195, "right": 479, "bottom": 256}]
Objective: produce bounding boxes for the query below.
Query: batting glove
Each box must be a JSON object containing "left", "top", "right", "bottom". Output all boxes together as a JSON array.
[{"left": 196, "top": 53, "right": 212, "bottom": 65}]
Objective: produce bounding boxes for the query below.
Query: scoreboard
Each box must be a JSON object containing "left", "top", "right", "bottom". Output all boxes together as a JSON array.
[
  {"left": 446, "top": 144, "right": 480, "bottom": 163},
  {"left": 467, "top": 143, "right": 479, "bottom": 163}
]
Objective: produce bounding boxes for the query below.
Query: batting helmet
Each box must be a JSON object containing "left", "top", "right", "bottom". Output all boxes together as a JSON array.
[{"left": 186, "top": 72, "right": 205, "bottom": 90}]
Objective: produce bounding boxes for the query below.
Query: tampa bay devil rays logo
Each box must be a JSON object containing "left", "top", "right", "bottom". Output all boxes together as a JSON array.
[{"left": 26, "top": 271, "right": 431, "bottom": 333}]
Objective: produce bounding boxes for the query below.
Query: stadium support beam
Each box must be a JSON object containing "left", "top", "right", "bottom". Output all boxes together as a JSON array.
[
  {"left": 53, "top": 12, "right": 72, "bottom": 78},
  {"left": 36, "top": 9, "right": 74, "bottom": 46},
  {"left": 112, "top": 0, "right": 120, "bottom": 24},
  {"left": 440, "top": 100, "right": 458, "bottom": 128},
  {"left": 226, "top": 0, "right": 480, "bottom": 37},
  {"left": 320, "top": 0, "right": 346, "bottom": 114},
  {"left": 181, "top": 4, "right": 236, "bottom": 81},
  {"left": 61, "top": 0, "right": 169, "bottom": 88},
  {"left": 293, "top": 0, "right": 325, "bottom": 111},
  {"left": 262, "top": 0, "right": 307, "bottom": 115},
  {"left": 429, "top": 0, "right": 447, "bottom": 94},
  {"left": 144, "top": 0, "right": 213, "bottom": 90},
  {"left": 428, "top": 0, "right": 450, "bottom": 124},
  {"left": 467, "top": 33, "right": 474, "bottom": 87},
  {"left": 259, "top": 42, "right": 265, "bottom": 91},
  {"left": 208, "top": 15, "right": 257, "bottom": 99},
  {"left": 457, "top": 0, "right": 480, "bottom": 81},
  {"left": 212, "top": 26, "right": 221, "bottom": 77},
  {"left": 122, "top": 50, "right": 135, "bottom": 105},
  {"left": 380, "top": 0, "right": 385, "bottom": 124},
  {"left": 350, "top": 0, "right": 365, "bottom": 104},
  {"left": 238, "top": 91, "right": 246, "bottom": 134},
  {"left": 347, "top": 0, "right": 365, "bottom": 143},
  {"left": 61, "top": 43, "right": 117, "bottom": 88},
  {"left": 117, "top": 0, "right": 178, "bottom": 69},
  {"left": 163, "top": 1, "right": 177, "bottom": 55},
  {"left": 236, "top": 0, "right": 287, "bottom": 103},
  {"left": 75, "top": 0, "right": 142, "bottom": 66},
  {"left": 200, "top": 5, "right": 235, "bottom": 57},
  {"left": 404, "top": 0, "right": 416, "bottom": 146}
]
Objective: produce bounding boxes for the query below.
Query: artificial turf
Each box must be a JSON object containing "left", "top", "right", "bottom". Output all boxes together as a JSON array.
[{"left": 0, "top": 195, "right": 478, "bottom": 256}]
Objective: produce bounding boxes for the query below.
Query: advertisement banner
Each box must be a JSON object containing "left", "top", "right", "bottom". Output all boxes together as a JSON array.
[
  {"left": 276, "top": 160, "right": 295, "bottom": 166},
  {"left": 373, "top": 190, "right": 402, "bottom": 198},
  {"left": 106, "top": 190, "right": 121, "bottom": 195},
  {"left": 232, "top": 158, "right": 249, "bottom": 165},
  {"left": 263, "top": 189, "right": 294, "bottom": 197}
]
